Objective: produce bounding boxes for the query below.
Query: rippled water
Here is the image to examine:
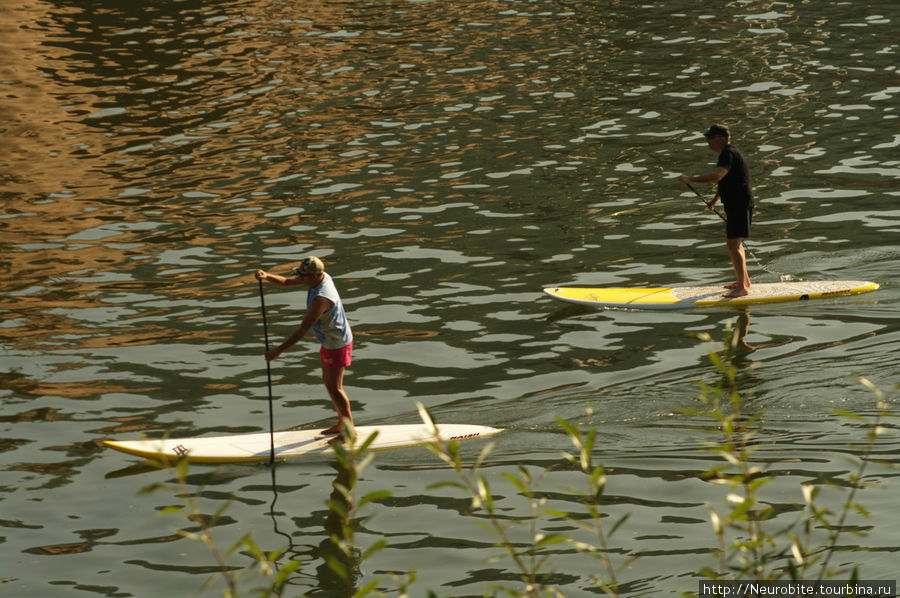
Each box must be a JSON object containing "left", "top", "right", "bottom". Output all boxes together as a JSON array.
[{"left": 2, "top": 1, "right": 899, "bottom": 596}]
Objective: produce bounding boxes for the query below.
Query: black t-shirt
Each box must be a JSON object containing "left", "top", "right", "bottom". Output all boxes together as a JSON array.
[{"left": 716, "top": 145, "right": 754, "bottom": 210}]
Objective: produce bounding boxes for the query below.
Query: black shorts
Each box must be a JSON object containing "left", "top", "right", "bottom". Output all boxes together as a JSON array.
[{"left": 725, "top": 206, "right": 752, "bottom": 239}]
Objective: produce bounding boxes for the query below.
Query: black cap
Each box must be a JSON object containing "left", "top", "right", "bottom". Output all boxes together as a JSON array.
[{"left": 704, "top": 124, "right": 730, "bottom": 139}]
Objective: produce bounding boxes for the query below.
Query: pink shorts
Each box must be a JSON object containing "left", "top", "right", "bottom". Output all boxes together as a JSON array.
[{"left": 320, "top": 342, "right": 352, "bottom": 369}]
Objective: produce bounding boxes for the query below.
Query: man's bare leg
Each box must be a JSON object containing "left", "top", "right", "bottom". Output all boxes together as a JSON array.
[{"left": 723, "top": 237, "right": 751, "bottom": 297}]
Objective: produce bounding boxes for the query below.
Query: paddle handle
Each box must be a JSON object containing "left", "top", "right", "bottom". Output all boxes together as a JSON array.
[{"left": 258, "top": 279, "right": 276, "bottom": 465}]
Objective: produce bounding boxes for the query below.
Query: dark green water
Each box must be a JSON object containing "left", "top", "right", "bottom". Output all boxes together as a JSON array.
[{"left": 2, "top": 1, "right": 898, "bottom": 596}]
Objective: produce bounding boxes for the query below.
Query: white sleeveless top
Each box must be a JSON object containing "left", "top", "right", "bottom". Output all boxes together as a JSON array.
[{"left": 306, "top": 273, "right": 352, "bottom": 349}]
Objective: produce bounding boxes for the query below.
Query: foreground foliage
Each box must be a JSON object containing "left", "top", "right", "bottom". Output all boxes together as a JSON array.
[{"left": 143, "top": 327, "right": 895, "bottom": 596}]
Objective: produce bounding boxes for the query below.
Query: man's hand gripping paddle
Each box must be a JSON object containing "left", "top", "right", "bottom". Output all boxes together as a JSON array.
[
  {"left": 682, "top": 181, "right": 782, "bottom": 280},
  {"left": 685, "top": 182, "right": 727, "bottom": 222}
]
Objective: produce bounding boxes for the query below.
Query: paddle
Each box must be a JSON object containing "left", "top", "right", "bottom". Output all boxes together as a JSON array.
[
  {"left": 685, "top": 182, "right": 727, "bottom": 223},
  {"left": 258, "top": 279, "right": 276, "bottom": 465}
]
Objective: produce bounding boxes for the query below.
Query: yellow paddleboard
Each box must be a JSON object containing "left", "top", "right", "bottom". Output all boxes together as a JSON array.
[
  {"left": 543, "top": 280, "right": 879, "bottom": 309},
  {"left": 103, "top": 423, "right": 502, "bottom": 464}
]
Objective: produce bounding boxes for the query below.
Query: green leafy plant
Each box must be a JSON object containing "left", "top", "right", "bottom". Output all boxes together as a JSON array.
[
  {"left": 140, "top": 422, "right": 409, "bottom": 598},
  {"left": 556, "top": 416, "right": 636, "bottom": 597},
  {"left": 793, "top": 376, "right": 894, "bottom": 584},
  {"left": 418, "top": 403, "right": 633, "bottom": 598},
  {"left": 134, "top": 324, "right": 893, "bottom": 598},
  {"left": 681, "top": 327, "right": 895, "bottom": 593},
  {"left": 320, "top": 424, "right": 401, "bottom": 597},
  {"left": 140, "top": 456, "right": 299, "bottom": 597},
  {"left": 419, "top": 402, "right": 563, "bottom": 597}
]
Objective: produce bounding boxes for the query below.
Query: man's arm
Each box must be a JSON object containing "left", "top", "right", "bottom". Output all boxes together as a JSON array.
[
  {"left": 266, "top": 296, "right": 334, "bottom": 361},
  {"left": 678, "top": 166, "right": 729, "bottom": 184}
]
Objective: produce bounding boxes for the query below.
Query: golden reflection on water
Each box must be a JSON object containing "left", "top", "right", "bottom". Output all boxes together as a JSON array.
[{"left": 3, "top": 0, "right": 895, "bottom": 381}]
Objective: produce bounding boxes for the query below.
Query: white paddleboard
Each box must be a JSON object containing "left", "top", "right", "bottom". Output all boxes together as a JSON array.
[
  {"left": 543, "top": 280, "right": 879, "bottom": 310},
  {"left": 103, "top": 423, "right": 502, "bottom": 464}
]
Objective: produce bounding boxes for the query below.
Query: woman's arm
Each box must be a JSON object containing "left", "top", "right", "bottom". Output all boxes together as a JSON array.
[
  {"left": 266, "top": 296, "right": 334, "bottom": 361},
  {"left": 255, "top": 269, "right": 306, "bottom": 287}
]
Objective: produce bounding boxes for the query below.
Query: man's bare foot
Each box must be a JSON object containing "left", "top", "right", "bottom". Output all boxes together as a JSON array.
[
  {"left": 722, "top": 287, "right": 750, "bottom": 298},
  {"left": 723, "top": 281, "right": 740, "bottom": 289}
]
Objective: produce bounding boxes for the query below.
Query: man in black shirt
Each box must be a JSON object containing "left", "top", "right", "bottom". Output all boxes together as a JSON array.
[{"left": 678, "top": 124, "right": 754, "bottom": 297}]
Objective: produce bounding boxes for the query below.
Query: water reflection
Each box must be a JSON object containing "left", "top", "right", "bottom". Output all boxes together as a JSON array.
[
  {"left": 730, "top": 307, "right": 784, "bottom": 356},
  {"left": 312, "top": 461, "right": 360, "bottom": 596},
  {"left": 265, "top": 446, "right": 367, "bottom": 596}
]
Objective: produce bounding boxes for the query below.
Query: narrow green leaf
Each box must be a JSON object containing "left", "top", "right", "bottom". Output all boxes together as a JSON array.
[
  {"left": 502, "top": 472, "right": 529, "bottom": 494},
  {"left": 830, "top": 409, "right": 865, "bottom": 422},
  {"left": 357, "top": 489, "right": 392, "bottom": 508},
  {"left": 360, "top": 538, "right": 388, "bottom": 562},
  {"left": 609, "top": 513, "right": 631, "bottom": 537},
  {"left": 536, "top": 533, "right": 568, "bottom": 548},
  {"left": 352, "top": 578, "right": 381, "bottom": 598},
  {"left": 416, "top": 401, "right": 437, "bottom": 433}
]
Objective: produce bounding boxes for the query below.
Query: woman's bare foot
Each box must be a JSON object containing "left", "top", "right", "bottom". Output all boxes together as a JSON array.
[
  {"left": 319, "top": 421, "right": 356, "bottom": 440},
  {"left": 319, "top": 423, "right": 343, "bottom": 435}
]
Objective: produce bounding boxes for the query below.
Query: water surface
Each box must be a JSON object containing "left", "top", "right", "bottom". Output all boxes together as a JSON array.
[{"left": 2, "top": 1, "right": 898, "bottom": 596}]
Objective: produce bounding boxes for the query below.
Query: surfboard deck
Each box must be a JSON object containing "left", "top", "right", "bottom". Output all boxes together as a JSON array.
[
  {"left": 103, "top": 423, "right": 502, "bottom": 464},
  {"left": 543, "top": 280, "right": 879, "bottom": 309}
]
